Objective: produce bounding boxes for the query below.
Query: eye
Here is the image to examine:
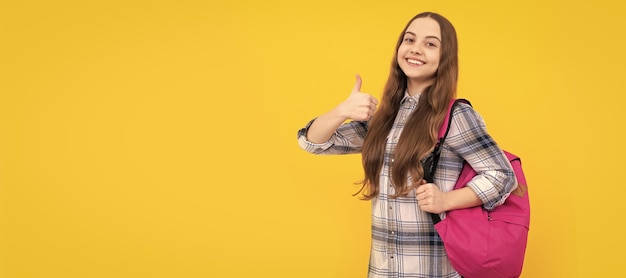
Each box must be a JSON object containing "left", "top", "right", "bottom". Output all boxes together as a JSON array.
[
  {"left": 403, "top": 37, "right": 414, "bottom": 43},
  {"left": 426, "top": 42, "right": 438, "bottom": 47}
]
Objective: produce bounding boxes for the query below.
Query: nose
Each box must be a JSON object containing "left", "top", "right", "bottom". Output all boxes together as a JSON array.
[{"left": 410, "top": 44, "right": 423, "bottom": 55}]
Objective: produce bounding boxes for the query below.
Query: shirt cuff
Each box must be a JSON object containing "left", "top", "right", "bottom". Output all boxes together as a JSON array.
[{"left": 297, "top": 118, "right": 335, "bottom": 154}]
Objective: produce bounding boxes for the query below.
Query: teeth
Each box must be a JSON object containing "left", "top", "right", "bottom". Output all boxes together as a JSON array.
[{"left": 407, "top": 59, "right": 424, "bottom": 65}]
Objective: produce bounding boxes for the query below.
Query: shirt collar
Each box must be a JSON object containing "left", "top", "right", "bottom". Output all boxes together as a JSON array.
[{"left": 400, "top": 89, "right": 421, "bottom": 104}]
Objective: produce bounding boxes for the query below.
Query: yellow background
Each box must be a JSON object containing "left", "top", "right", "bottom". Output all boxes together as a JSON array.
[{"left": 1, "top": 0, "right": 625, "bottom": 277}]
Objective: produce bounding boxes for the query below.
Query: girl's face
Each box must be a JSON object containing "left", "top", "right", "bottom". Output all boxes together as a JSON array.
[{"left": 397, "top": 17, "right": 442, "bottom": 91}]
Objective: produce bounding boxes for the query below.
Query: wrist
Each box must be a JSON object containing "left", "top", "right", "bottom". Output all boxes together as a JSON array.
[
  {"left": 331, "top": 105, "right": 350, "bottom": 122},
  {"left": 442, "top": 191, "right": 454, "bottom": 212}
]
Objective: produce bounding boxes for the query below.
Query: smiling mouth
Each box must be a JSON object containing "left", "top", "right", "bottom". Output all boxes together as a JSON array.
[{"left": 406, "top": 58, "right": 425, "bottom": 66}]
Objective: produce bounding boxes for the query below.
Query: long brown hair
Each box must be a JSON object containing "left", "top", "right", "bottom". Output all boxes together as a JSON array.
[{"left": 358, "top": 12, "right": 459, "bottom": 199}]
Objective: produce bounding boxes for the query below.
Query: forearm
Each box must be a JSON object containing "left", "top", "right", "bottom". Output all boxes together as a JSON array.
[
  {"left": 444, "top": 187, "right": 483, "bottom": 211},
  {"left": 306, "top": 108, "right": 348, "bottom": 144}
]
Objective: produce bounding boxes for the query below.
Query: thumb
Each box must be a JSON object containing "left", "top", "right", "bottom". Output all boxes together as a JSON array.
[{"left": 352, "top": 74, "right": 362, "bottom": 93}]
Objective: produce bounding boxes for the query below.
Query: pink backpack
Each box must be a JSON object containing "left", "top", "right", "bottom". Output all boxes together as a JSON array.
[{"left": 426, "top": 99, "right": 530, "bottom": 278}]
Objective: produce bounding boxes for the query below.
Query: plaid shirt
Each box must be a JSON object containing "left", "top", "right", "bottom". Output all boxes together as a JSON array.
[{"left": 297, "top": 93, "right": 516, "bottom": 277}]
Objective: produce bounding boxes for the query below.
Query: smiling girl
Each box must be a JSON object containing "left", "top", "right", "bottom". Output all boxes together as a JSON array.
[{"left": 297, "top": 12, "right": 516, "bottom": 277}]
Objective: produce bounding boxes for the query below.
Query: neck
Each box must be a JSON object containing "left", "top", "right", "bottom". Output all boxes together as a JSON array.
[{"left": 407, "top": 79, "right": 434, "bottom": 96}]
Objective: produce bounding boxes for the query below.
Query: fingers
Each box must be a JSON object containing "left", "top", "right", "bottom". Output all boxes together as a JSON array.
[
  {"left": 342, "top": 74, "right": 379, "bottom": 121},
  {"left": 416, "top": 184, "right": 433, "bottom": 212},
  {"left": 352, "top": 75, "right": 377, "bottom": 116},
  {"left": 415, "top": 183, "right": 436, "bottom": 202},
  {"left": 415, "top": 181, "right": 430, "bottom": 195},
  {"left": 352, "top": 74, "right": 362, "bottom": 93},
  {"left": 415, "top": 183, "right": 446, "bottom": 214},
  {"left": 369, "top": 99, "right": 378, "bottom": 111}
]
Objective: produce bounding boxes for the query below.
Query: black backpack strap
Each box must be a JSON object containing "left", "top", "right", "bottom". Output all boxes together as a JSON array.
[{"left": 428, "top": 98, "right": 471, "bottom": 224}]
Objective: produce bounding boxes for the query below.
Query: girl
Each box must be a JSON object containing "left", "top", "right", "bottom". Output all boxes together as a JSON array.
[{"left": 297, "top": 12, "right": 516, "bottom": 277}]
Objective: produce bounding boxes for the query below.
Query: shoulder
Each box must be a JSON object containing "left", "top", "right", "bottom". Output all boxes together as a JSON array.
[
  {"left": 450, "top": 101, "right": 487, "bottom": 129},
  {"left": 452, "top": 100, "right": 474, "bottom": 114}
]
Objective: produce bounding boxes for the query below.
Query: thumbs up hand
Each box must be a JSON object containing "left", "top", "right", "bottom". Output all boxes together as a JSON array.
[{"left": 337, "top": 75, "right": 379, "bottom": 121}]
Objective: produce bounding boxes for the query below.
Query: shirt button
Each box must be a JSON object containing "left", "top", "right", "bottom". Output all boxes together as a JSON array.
[
  {"left": 389, "top": 206, "right": 392, "bottom": 210},
  {"left": 391, "top": 231, "right": 395, "bottom": 235}
]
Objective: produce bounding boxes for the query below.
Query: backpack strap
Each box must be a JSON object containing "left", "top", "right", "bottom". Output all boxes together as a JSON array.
[
  {"left": 428, "top": 98, "right": 471, "bottom": 224},
  {"left": 437, "top": 99, "right": 471, "bottom": 150},
  {"left": 428, "top": 98, "right": 472, "bottom": 176}
]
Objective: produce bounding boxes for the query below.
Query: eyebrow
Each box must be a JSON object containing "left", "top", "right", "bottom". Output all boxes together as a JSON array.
[{"left": 405, "top": 31, "right": 441, "bottom": 42}]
